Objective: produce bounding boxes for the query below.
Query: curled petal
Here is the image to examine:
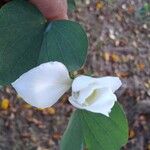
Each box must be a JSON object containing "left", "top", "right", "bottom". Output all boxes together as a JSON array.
[
  {"left": 12, "top": 62, "right": 72, "bottom": 108},
  {"left": 72, "top": 75, "right": 96, "bottom": 92},
  {"left": 75, "top": 84, "right": 101, "bottom": 105},
  {"left": 69, "top": 88, "right": 117, "bottom": 117},
  {"left": 84, "top": 88, "right": 117, "bottom": 116},
  {"left": 96, "top": 77, "right": 122, "bottom": 92}
]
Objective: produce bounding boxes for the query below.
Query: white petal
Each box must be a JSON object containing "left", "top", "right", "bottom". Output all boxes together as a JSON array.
[
  {"left": 69, "top": 88, "right": 117, "bottom": 117},
  {"left": 72, "top": 75, "right": 96, "bottom": 92},
  {"left": 96, "top": 77, "right": 122, "bottom": 92},
  {"left": 69, "top": 96, "right": 83, "bottom": 109},
  {"left": 12, "top": 62, "right": 72, "bottom": 108},
  {"left": 84, "top": 88, "right": 117, "bottom": 116},
  {"left": 75, "top": 84, "right": 101, "bottom": 105}
]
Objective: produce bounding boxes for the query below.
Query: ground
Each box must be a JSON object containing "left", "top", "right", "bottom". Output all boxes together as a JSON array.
[{"left": 0, "top": 0, "right": 150, "bottom": 150}]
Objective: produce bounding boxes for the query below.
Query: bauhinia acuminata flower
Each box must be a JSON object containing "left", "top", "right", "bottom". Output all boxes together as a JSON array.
[
  {"left": 12, "top": 61, "right": 122, "bottom": 117},
  {"left": 69, "top": 75, "right": 122, "bottom": 116}
]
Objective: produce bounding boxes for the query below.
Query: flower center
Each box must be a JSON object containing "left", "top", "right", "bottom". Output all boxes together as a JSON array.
[{"left": 83, "top": 89, "right": 99, "bottom": 106}]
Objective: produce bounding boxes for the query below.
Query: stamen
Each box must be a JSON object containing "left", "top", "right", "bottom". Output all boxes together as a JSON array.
[{"left": 83, "top": 90, "right": 99, "bottom": 106}]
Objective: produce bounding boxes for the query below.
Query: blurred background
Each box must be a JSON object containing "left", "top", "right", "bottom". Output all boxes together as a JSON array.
[{"left": 0, "top": 0, "right": 150, "bottom": 150}]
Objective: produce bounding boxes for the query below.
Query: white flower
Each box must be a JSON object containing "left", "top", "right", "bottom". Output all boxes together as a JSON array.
[
  {"left": 69, "top": 75, "right": 122, "bottom": 116},
  {"left": 12, "top": 62, "right": 72, "bottom": 108},
  {"left": 12, "top": 61, "right": 122, "bottom": 116}
]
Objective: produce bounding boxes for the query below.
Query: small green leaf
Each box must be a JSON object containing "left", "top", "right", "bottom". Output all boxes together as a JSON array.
[
  {"left": 0, "top": 0, "right": 46, "bottom": 85},
  {"left": 67, "top": 0, "right": 76, "bottom": 12},
  {"left": 61, "top": 102, "right": 128, "bottom": 150},
  {"left": 60, "top": 111, "right": 84, "bottom": 150},
  {"left": 38, "top": 20, "right": 88, "bottom": 71},
  {"left": 81, "top": 102, "right": 128, "bottom": 150}
]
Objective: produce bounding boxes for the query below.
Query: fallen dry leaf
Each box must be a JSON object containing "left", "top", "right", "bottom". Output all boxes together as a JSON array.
[
  {"left": 116, "top": 71, "right": 129, "bottom": 78},
  {"left": 111, "top": 53, "right": 121, "bottom": 62},
  {"left": 103, "top": 52, "right": 110, "bottom": 61},
  {"left": 42, "top": 107, "right": 56, "bottom": 115},
  {"left": 136, "top": 63, "right": 145, "bottom": 71},
  {"left": 52, "top": 132, "right": 61, "bottom": 140},
  {"left": 1, "top": 98, "right": 9, "bottom": 110},
  {"left": 96, "top": 1, "right": 104, "bottom": 10},
  {"left": 129, "top": 129, "right": 136, "bottom": 139}
]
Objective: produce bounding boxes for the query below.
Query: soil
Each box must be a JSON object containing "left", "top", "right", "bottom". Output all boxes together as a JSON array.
[{"left": 0, "top": 0, "right": 150, "bottom": 150}]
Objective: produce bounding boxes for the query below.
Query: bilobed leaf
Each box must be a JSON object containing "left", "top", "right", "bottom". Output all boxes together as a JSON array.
[
  {"left": 61, "top": 102, "right": 128, "bottom": 150},
  {"left": 67, "top": 0, "right": 76, "bottom": 12},
  {"left": 60, "top": 111, "right": 84, "bottom": 150},
  {"left": 38, "top": 20, "right": 88, "bottom": 71},
  {"left": 0, "top": 0, "right": 46, "bottom": 85},
  {"left": 81, "top": 102, "right": 128, "bottom": 150}
]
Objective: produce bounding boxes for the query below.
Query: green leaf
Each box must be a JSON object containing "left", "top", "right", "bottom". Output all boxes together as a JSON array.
[
  {"left": 0, "top": 0, "right": 46, "bottom": 85},
  {"left": 81, "top": 102, "right": 128, "bottom": 150},
  {"left": 38, "top": 20, "right": 88, "bottom": 71},
  {"left": 61, "top": 102, "right": 128, "bottom": 150},
  {"left": 67, "top": 0, "right": 76, "bottom": 12},
  {"left": 139, "top": 3, "right": 150, "bottom": 15},
  {"left": 60, "top": 111, "right": 84, "bottom": 150}
]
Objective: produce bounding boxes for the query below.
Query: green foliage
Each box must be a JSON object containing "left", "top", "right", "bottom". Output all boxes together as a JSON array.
[
  {"left": 67, "top": 0, "right": 76, "bottom": 12},
  {"left": 136, "top": 3, "right": 150, "bottom": 21},
  {"left": 60, "top": 110, "right": 84, "bottom": 150},
  {"left": 61, "top": 102, "right": 128, "bottom": 150},
  {"left": 0, "top": 0, "right": 46, "bottom": 85},
  {"left": 0, "top": 2, "right": 128, "bottom": 150},
  {"left": 139, "top": 3, "right": 150, "bottom": 16},
  {"left": 39, "top": 21, "right": 88, "bottom": 71},
  {"left": 0, "top": 0, "right": 88, "bottom": 85}
]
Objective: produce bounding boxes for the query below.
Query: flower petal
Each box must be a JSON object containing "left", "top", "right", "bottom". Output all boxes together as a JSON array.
[
  {"left": 96, "top": 77, "right": 122, "bottom": 92},
  {"left": 12, "top": 62, "right": 72, "bottom": 108},
  {"left": 75, "top": 84, "right": 101, "bottom": 105},
  {"left": 72, "top": 75, "right": 96, "bottom": 92},
  {"left": 69, "top": 88, "right": 117, "bottom": 117},
  {"left": 84, "top": 88, "right": 117, "bottom": 116},
  {"left": 69, "top": 96, "right": 83, "bottom": 109}
]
